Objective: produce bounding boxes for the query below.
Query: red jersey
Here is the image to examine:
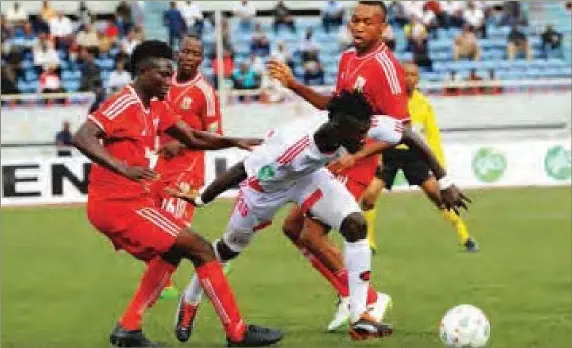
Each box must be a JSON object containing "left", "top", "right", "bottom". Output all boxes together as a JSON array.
[
  {"left": 335, "top": 43, "right": 409, "bottom": 185},
  {"left": 87, "top": 85, "right": 180, "bottom": 200},
  {"left": 155, "top": 72, "right": 222, "bottom": 181}
]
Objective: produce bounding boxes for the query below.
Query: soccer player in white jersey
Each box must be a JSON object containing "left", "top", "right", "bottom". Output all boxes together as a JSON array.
[{"left": 168, "top": 90, "right": 471, "bottom": 341}]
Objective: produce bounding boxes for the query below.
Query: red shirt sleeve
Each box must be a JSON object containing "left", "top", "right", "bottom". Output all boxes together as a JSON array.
[
  {"left": 199, "top": 86, "right": 223, "bottom": 135},
  {"left": 373, "top": 52, "right": 410, "bottom": 120},
  {"left": 87, "top": 98, "right": 123, "bottom": 136}
]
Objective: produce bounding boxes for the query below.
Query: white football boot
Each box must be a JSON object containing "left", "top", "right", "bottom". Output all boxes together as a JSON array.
[
  {"left": 327, "top": 296, "right": 350, "bottom": 332},
  {"left": 367, "top": 292, "right": 393, "bottom": 323}
]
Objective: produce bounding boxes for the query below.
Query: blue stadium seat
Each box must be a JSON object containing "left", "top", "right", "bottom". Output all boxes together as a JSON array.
[{"left": 62, "top": 80, "right": 81, "bottom": 92}]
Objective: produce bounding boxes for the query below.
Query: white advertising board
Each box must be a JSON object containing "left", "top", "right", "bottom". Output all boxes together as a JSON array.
[{"left": 1, "top": 139, "right": 570, "bottom": 206}]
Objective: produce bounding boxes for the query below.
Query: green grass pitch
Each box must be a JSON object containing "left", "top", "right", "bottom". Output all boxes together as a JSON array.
[{"left": 1, "top": 187, "right": 570, "bottom": 348}]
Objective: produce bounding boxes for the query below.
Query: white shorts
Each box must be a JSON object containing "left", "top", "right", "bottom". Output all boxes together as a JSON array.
[{"left": 222, "top": 168, "right": 362, "bottom": 252}]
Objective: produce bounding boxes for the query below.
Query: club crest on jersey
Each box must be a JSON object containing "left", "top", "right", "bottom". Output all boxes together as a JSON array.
[
  {"left": 257, "top": 165, "right": 276, "bottom": 181},
  {"left": 354, "top": 76, "right": 366, "bottom": 91},
  {"left": 180, "top": 96, "right": 193, "bottom": 110}
]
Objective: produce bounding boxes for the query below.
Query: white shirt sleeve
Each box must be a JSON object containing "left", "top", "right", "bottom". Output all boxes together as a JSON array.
[{"left": 367, "top": 115, "right": 404, "bottom": 145}]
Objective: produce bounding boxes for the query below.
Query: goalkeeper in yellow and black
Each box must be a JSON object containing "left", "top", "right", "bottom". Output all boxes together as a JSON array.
[{"left": 361, "top": 62, "right": 478, "bottom": 252}]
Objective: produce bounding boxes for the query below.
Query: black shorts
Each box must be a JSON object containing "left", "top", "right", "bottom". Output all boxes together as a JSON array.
[{"left": 378, "top": 148, "right": 432, "bottom": 190}]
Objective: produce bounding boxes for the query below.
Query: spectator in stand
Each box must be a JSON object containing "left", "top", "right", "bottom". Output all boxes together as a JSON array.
[
  {"left": 566, "top": 1, "right": 572, "bottom": 15},
  {"left": 1, "top": 65, "right": 19, "bottom": 95},
  {"left": 271, "top": 40, "right": 294, "bottom": 70},
  {"left": 40, "top": 1, "right": 57, "bottom": 25},
  {"left": 15, "top": 22, "right": 38, "bottom": 52},
  {"left": 6, "top": 2, "right": 28, "bottom": 28},
  {"left": 337, "top": 23, "right": 352, "bottom": 50},
  {"left": 507, "top": 24, "right": 532, "bottom": 60},
  {"left": 321, "top": 0, "right": 344, "bottom": 33},
  {"left": 113, "top": 45, "right": 130, "bottom": 70},
  {"left": 424, "top": 1, "right": 448, "bottom": 29},
  {"left": 121, "top": 29, "right": 141, "bottom": 55},
  {"left": 115, "top": 0, "right": 133, "bottom": 37},
  {"left": 233, "top": 0, "right": 256, "bottom": 30},
  {"left": 78, "top": 1, "right": 92, "bottom": 26},
  {"left": 75, "top": 22, "right": 100, "bottom": 50},
  {"left": 301, "top": 51, "right": 324, "bottom": 86},
  {"left": 465, "top": 68, "right": 484, "bottom": 95},
  {"left": 421, "top": 8, "right": 439, "bottom": 39},
  {"left": 55, "top": 121, "right": 73, "bottom": 156},
  {"left": 249, "top": 53, "right": 265, "bottom": 76},
  {"left": 411, "top": 36, "right": 432, "bottom": 69},
  {"left": 463, "top": 1, "right": 486, "bottom": 38},
  {"left": 382, "top": 24, "right": 396, "bottom": 51},
  {"left": 108, "top": 60, "right": 132, "bottom": 91},
  {"left": 232, "top": 60, "right": 261, "bottom": 101},
  {"left": 212, "top": 48, "right": 235, "bottom": 89},
  {"left": 441, "top": 0, "right": 465, "bottom": 28},
  {"left": 250, "top": 22, "right": 270, "bottom": 57},
  {"left": 131, "top": 1, "right": 145, "bottom": 27},
  {"left": 300, "top": 28, "right": 320, "bottom": 61},
  {"left": 388, "top": 1, "right": 408, "bottom": 28},
  {"left": 49, "top": 12, "right": 74, "bottom": 49},
  {"left": 164, "top": 1, "right": 186, "bottom": 48},
  {"left": 453, "top": 25, "right": 481, "bottom": 61},
  {"left": 404, "top": 17, "right": 428, "bottom": 52},
  {"left": 79, "top": 47, "right": 102, "bottom": 92},
  {"left": 178, "top": 1, "right": 204, "bottom": 36},
  {"left": 541, "top": 25, "right": 563, "bottom": 58},
  {"left": 39, "top": 64, "right": 64, "bottom": 94},
  {"left": 33, "top": 35, "right": 60, "bottom": 70},
  {"left": 273, "top": 0, "right": 296, "bottom": 33},
  {"left": 500, "top": 1, "right": 527, "bottom": 27}
]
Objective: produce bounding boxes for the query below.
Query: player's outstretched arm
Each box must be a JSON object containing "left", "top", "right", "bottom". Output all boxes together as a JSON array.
[
  {"left": 166, "top": 120, "right": 261, "bottom": 151},
  {"left": 401, "top": 127, "right": 471, "bottom": 214},
  {"left": 72, "top": 120, "right": 157, "bottom": 181},
  {"left": 267, "top": 59, "right": 330, "bottom": 110},
  {"left": 166, "top": 161, "right": 247, "bottom": 206}
]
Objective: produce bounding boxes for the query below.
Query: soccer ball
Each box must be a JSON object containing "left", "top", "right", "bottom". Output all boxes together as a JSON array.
[{"left": 439, "top": 304, "right": 491, "bottom": 347}]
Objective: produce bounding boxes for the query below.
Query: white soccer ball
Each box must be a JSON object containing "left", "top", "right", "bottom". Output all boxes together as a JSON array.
[{"left": 439, "top": 304, "right": 491, "bottom": 347}]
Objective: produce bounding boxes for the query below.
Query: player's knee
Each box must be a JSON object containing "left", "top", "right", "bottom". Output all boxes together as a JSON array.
[
  {"left": 340, "top": 212, "right": 367, "bottom": 242},
  {"left": 175, "top": 228, "right": 217, "bottom": 266},
  {"left": 214, "top": 239, "right": 240, "bottom": 262},
  {"left": 282, "top": 211, "right": 304, "bottom": 243}
]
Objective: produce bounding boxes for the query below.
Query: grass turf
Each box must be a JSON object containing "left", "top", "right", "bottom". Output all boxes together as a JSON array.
[{"left": 1, "top": 187, "right": 570, "bottom": 348}]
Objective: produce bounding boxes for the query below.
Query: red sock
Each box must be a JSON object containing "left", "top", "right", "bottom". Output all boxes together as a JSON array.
[
  {"left": 120, "top": 257, "right": 177, "bottom": 330},
  {"left": 336, "top": 269, "right": 378, "bottom": 304},
  {"left": 196, "top": 261, "right": 246, "bottom": 342},
  {"left": 297, "top": 244, "right": 349, "bottom": 297}
]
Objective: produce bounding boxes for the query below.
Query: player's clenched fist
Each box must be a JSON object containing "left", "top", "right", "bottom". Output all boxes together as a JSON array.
[
  {"left": 118, "top": 164, "right": 159, "bottom": 182},
  {"left": 267, "top": 59, "right": 294, "bottom": 88}
]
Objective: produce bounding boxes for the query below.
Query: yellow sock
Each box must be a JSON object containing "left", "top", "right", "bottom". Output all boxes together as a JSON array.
[
  {"left": 440, "top": 209, "right": 470, "bottom": 244},
  {"left": 363, "top": 207, "right": 378, "bottom": 250}
]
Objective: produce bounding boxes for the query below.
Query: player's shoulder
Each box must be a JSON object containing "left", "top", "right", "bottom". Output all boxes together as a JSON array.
[
  {"left": 96, "top": 86, "right": 139, "bottom": 117},
  {"left": 340, "top": 47, "right": 357, "bottom": 60},
  {"left": 195, "top": 74, "right": 218, "bottom": 97}
]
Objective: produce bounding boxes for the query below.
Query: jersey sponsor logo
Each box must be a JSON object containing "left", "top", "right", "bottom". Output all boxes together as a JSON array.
[
  {"left": 472, "top": 147, "right": 506, "bottom": 183},
  {"left": 257, "top": 165, "right": 276, "bottom": 181},
  {"left": 180, "top": 96, "right": 193, "bottom": 110},
  {"left": 544, "top": 145, "right": 571, "bottom": 180}
]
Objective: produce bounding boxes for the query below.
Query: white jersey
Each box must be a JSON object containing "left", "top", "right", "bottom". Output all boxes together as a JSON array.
[{"left": 244, "top": 115, "right": 403, "bottom": 192}]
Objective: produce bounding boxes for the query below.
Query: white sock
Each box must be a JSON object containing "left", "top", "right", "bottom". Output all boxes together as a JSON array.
[{"left": 344, "top": 239, "right": 371, "bottom": 323}]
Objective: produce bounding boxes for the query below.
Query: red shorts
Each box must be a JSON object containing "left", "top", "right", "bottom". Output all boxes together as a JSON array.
[
  {"left": 87, "top": 197, "right": 187, "bottom": 261},
  {"left": 151, "top": 171, "right": 204, "bottom": 223},
  {"left": 334, "top": 174, "right": 368, "bottom": 201}
]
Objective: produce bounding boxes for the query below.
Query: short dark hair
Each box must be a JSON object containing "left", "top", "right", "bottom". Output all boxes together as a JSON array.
[
  {"left": 130, "top": 40, "right": 173, "bottom": 75},
  {"left": 358, "top": 1, "right": 388, "bottom": 22},
  {"left": 327, "top": 90, "right": 373, "bottom": 124}
]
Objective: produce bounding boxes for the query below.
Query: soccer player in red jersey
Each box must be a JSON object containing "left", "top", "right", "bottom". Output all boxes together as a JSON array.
[
  {"left": 267, "top": 1, "right": 466, "bottom": 331},
  {"left": 72, "top": 40, "right": 283, "bottom": 347},
  {"left": 151, "top": 35, "right": 223, "bottom": 299}
]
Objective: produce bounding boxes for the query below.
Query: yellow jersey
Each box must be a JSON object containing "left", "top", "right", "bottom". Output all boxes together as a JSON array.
[{"left": 395, "top": 89, "right": 446, "bottom": 167}]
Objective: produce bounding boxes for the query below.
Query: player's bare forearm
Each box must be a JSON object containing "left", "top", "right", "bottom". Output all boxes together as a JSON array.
[
  {"left": 201, "top": 161, "right": 247, "bottom": 204},
  {"left": 167, "top": 120, "right": 244, "bottom": 150},
  {"left": 401, "top": 127, "right": 446, "bottom": 179},
  {"left": 289, "top": 79, "right": 331, "bottom": 110},
  {"left": 72, "top": 121, "right": 127, "bottom": 175}
]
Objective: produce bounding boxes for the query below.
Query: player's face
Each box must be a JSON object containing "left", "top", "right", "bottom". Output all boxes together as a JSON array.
[
  {"left": 178, "top": 38, "right": 203, "bottom": 75},
  {"left": 145, "top": 58, "right": 173, "bottom": 100},
  {"left": 349, "top": 4, "right": 386, "bottom": 51},
  {"left": 335, "top": 118, "right": 371, "bottom": 153},
  {"left": 404, "top": 63, "right": 420, "bottom": 92}
]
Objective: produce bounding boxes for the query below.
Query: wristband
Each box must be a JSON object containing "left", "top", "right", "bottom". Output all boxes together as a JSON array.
[
  {"left": 438, "top": 175, "right": 454, "bottom": 190},
  {"left": 194, "top": 195, "right": 206, "bottom": 207}
]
